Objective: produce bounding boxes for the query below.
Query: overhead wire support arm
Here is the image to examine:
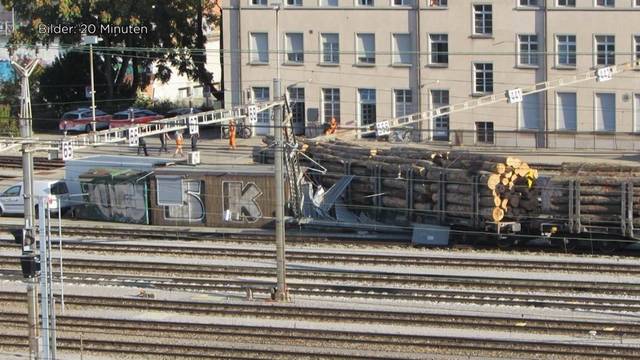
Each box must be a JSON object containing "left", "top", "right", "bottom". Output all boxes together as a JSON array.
[
  {"left": 366, "top": 59, "right": 640, "bottom": 138},
  {"left": 44, "top": 101, "right": 283, "bottom": 158}
]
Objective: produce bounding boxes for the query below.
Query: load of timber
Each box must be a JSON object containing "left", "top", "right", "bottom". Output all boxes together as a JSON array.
[{"left": 301, "top": 140, "right": 540, "bottom": 224}]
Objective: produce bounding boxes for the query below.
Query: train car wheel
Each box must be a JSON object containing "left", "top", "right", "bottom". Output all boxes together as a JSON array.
[
  {"left": 497, "top": 236, "right": 515, "bottom": 249},
  {"left": 557, "top": 237, "right": 578, "bottom": 253},
  {"left": 596, "top": 240, "right": 620, "bottom": 254}
]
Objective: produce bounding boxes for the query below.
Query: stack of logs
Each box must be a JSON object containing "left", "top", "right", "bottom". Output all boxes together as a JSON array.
[
  {"left": 543, "top": 163, "right": 640, "bottom": 226},
  {"left": 302, "top": 140, "right": 540, "bottom": 223}
]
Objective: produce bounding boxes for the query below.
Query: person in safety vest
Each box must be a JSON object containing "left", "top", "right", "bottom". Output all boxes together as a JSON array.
[{"left": 324, "top": 117, "right": 338, "bottom": 135}]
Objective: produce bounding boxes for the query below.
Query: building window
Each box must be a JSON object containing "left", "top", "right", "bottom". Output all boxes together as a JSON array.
[
  {"left": 285, "top": 33, "right": 304, "bottom": 63},
  {"left": 557, "top": 0, "right": 575, "bottom": 6},
  {"left": 431, "top": 90, "right": 450, "bottom": 141},
  {"left": 596, "top": 0, "right": 614, "bottom": 7},
  {"left": 250, "top": 32, "right": 269, "bottom": 64},
  {"left": 519, "top": 0, "right": 539, "bottom": 6},
  {"left": 392, "top": 34, "right": 412, "bottom": 65},
  {"left": 518, "top": 34, "right": 539, "bottom": 66},
  {"left": 358, "top": 0, "right": 374, "bottom": 6},
  {"left": 635, "top": 0, "right": 640, "bottom": 7},
  {"left": 286, "top": 0, "right": 302, "bottom": 5},
  {"left": 321, "top": 33, "right": 339, "bottom": 64},
  {"left": 520, "top": 93, "right": 540, "bottom": 130},
  {"left": 557, "top": 92, "right": 577, "bottom": 131},
  {"left": 394, "top": 90, "right": 412, "bottom": 117},
  {"left": 473, "top": 63, "right": 493, "bottom": 94},
  {"left": 253, "top": 87, "right": 270, "bottom": 124},
  {"left": 322, "top": 88, "right": 340, "bottom": 123},
  {"left": 429, "top": 0, "right": 447, "bottom": 6},
  {"left": 595, "top": 93, "right": 615, "bottom": 131},
  {"left": 635, "top": 94, "right": 640, "bottom": 132},
  {"left": 557, "top": 35, "right": 576, "bottom": 66},
  {"left": 394, "top": 0, "right": 412, "bottom": 5},
  {"left": 358, "top": 89, "right": 377, "bottom": 126},
  {"left": 476, "top": 122, "right": 494, "bottom": 144},
  {"left": 356, "top": 33, "right": 375, "bottom": 65},
  {"left": 635, "top": 36, "right": 640, "bottom": 60},
  {"left": 289, "top": 87, "right": 305, "bottom": 130},
  {"left": 473, "top": 4, "right": 492, "bottom": 36},
  {"left": 321, "top": 0, "right": 338, "bottom": 5},
  {"left": 595, "top": 35, "right": 615, "bottom": 66},
  {"left": 429, "top": 34, "right": 448, "bottom": 65},
  {"left": 251, "top": 0, "right": 267, "bottom": 5}
]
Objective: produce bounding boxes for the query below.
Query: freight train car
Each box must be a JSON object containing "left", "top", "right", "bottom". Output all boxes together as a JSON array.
[
  {"left": 148, "top": 164, "right": 278, "bottom": 228},
  {"left": 301, "top": 141, "right": 640, "bottom": 250}
]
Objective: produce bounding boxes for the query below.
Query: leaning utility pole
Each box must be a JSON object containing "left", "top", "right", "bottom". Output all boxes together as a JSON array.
[{"left": 12, "top": 58, "right": 40, "bottom": 360}]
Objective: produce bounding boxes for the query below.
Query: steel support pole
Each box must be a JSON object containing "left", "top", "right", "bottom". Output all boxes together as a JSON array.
[
  {"left": 90, "top": 43, "right": 97, "bottom": 134},
  {"left": 13, "top": 58, "right": 39, "bottom": 360},
  {"left": 273, "top": 77, "right": 288, "bottom": 302}
]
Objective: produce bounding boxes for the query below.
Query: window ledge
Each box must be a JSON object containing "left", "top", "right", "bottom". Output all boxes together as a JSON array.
[
  {"left": 248, "top": 62, "right": 269, "bottom": 66},
  {"left": 391, "top": 63, "right": 412, "bottom": 68},
  {"left": 592, "top": 130, "right": 616, "bottom": 135},
  {"left": 354, "top": 63, "right": 376, "bottom": 67},
  {"left": 283, "top": 62, "right": 305, "bottom": 66},
  {"left": 515, "top": 6, "right": 542, "bottom": 11},
  {"left": 471, "top": 92, "right": 492, "bottom": 97},
  {"left": 425, "top": 7, "right": 448, "bottom": 10},
  {"left": 469, "top": 34, "right": 494, "bottom": 39},
  {"left": 554, "top": 65, "right": 577, "bottom": 70},
  {"left": 517, "top": 128, "right": 540, "bottom": 133},
  {"left": 426, "top": 63, "right": 448, "bottom": 68},
  {"left": 554, "top": 129, "right": 578, "bottom": 134},
  {"left": 317, "top": 62, "right": 340, "bottom": 67},
  {"left": 515, "top": 64, "right": 540, "bottom": 70}
]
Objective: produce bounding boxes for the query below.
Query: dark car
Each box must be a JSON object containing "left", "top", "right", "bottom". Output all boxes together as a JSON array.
[{"left": 110, "top": 108, "right": 164, "bottom": 127}]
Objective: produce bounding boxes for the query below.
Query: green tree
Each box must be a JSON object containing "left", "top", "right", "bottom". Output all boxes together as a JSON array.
[{"left": 2, "top": 0, "right": 221, "bottom": 101}]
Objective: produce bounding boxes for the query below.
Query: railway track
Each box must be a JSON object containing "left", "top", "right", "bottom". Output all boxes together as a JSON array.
[
  {"left": 1, "top": 238, "right": 638, "bottom": 276},
  {"left": 1, "top": 309, "right": 639, "bottom": 359},
  {"left": 2, "top": 291, "right": 639, "bottom": 338},
  {"left": 0, "top": 155, "right": 64, "bottom": 171},
  {"left": 1, "top": 255, "right": 639, "bottom": 296},
  {"left": 1, "top": 265, "right": 638, "bottom": 313}
]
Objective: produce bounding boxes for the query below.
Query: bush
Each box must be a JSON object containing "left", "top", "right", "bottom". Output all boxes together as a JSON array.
[{"left": 0, "top": 104, "right": 19, "bottom": 136}]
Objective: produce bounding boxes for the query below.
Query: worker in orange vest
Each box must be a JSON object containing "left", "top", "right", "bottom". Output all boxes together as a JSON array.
[
  {"left": 324, "top": 117, "right": 338, "bottom": 135},
  {"left": 229, "top": 120, "right": 237, "bottom": 150}
]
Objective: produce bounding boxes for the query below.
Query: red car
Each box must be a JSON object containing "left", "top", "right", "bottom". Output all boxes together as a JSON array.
[
  {"left": 110, "top": 108, "right": 164, "bottom": 127},
  {"left": 59, "top": 108, "right": 112, "bottom": 133}
]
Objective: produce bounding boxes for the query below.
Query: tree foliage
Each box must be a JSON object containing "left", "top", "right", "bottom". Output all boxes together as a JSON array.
[{"left": 2, "top": 0, "right": 220, "bottom": 101}]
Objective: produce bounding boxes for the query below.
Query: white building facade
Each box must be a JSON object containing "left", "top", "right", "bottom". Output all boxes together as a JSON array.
[{"left": 223, "top": 0, "right": 640, "bottom": 148}]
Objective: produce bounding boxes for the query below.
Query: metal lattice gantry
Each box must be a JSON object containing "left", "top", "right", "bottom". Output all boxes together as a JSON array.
[
  {"left": 50, "top": 101, "right": 282, "bottom": 160},
  {"left": 368, "top": 59, "right": 640, "bottom": 138}
]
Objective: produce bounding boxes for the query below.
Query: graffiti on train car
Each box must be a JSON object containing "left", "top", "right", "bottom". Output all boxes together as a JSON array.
[
  {"left": 222, "top": 181, "right": 263, "bottom": 223},
  {"left": 163, "top": 180, "right": 205, "bottom": 223}
]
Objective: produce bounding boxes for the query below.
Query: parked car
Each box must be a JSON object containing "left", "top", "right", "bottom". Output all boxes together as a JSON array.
[
  {"left": 110, "top": 108, "right": 164, "bottom": 127},
  {"left": 59, "top": 108, "right": 112, "bottom": 133},
  {"left": 0, "top": 180, "right": 71, "bottom": 216}
]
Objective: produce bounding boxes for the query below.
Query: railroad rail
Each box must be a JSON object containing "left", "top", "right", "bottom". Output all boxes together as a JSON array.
[
  {"left": 1, "top": 239, "right": 638, "bottom": 276},
  {"left": 1, "top": 267, "right": 638, "bottom": 313},
  {"left": 1, "top": 309, "right": 639, "bottom": 359},
  {"left": 0, "top": 155, "right": 64, "bottom": 171},
  {"left": 2, "top": 292, "right": 639, "bottom": 339},
  {"left": 1, "top": 255, "right": 638, "bottom": 296}
]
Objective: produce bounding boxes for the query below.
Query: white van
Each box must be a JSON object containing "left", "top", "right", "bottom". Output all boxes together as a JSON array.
[{"left": 0, "top": 180, "right": 71, "bottom": 216}]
